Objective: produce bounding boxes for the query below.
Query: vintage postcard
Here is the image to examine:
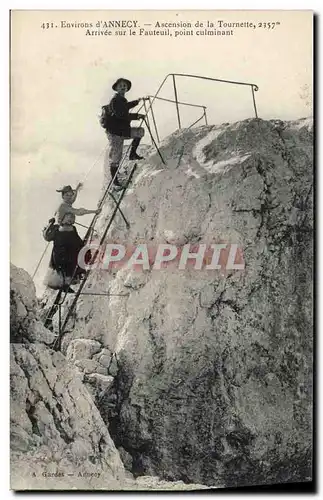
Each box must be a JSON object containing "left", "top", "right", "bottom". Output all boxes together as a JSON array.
[{"left": 10, "top": 10, "right": 313, "bottom": 491}]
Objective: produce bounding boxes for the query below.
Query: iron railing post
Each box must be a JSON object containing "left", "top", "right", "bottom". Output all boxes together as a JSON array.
[
  {"left": 251, "top": 85, "right": 258, "bottom": 118},
  {"left": 149, "top": 97, "right": 160, "bottom": 144},
  {"left": 144, "top": 117, "right": 166, "bottom": 165},
  {"left": 203, "top": 107, "right": 208, "bottom": 125},
  {"left": 172, "top": 74, "right": 182, "bottom": 130},
  {"left": 143, "top": 99, "right": 153, "bottom": 145}
]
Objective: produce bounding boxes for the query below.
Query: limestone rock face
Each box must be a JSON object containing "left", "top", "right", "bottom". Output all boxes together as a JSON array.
[
  {"left": 10, "top": 264, "right": 57, "bottom": 345},
  {"left": 68, "top": 118, "right": 313, "bottom": 487},
  {"left": 10, "top": 339, "right": 211, "bottom": 490},
  {"left": 10, "top": 343, "right": 126, "bottom": 490},
  {"left": 66, "top": 339, "right": 103, "bottom": 362},
  {"left": 10, "top": 264, "right": 127, "bottom": 490}
]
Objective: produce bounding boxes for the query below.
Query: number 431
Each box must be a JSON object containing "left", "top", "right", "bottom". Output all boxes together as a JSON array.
[{"left": 41, "top": 22, "right": 54, "bottom": 29}]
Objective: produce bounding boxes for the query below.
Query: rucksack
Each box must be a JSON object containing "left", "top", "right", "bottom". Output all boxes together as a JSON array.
[
  {"left": 99, "top": 104, "right": 113, "bottom": 130},
  {"left": 100, "top": 99, "right": 118, "bottom": 130},
  {"left": 43, "top": 218, "right": 59, "bottom": 242}
]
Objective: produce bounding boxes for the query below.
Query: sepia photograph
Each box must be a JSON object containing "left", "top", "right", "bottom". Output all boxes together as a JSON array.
[{"left": 10, "top": 9, "right": 313, "bottom": 491}]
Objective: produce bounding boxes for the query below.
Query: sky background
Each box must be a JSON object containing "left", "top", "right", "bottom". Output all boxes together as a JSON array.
[{"left": 10, "top": 10, "right": 312, "bottom": 293}]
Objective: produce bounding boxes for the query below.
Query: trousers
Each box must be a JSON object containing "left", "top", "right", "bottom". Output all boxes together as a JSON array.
[{"left": 107, "top": 127, "right": 144, "bottom": 172}]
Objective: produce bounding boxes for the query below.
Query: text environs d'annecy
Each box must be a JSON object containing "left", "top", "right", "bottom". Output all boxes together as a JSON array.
[{"left": 60, "top": 20, "right": 243, "bottom": 36}]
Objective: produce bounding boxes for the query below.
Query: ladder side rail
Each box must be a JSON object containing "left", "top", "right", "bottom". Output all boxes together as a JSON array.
[{"left": 57, "top": 163, "right": 138, "bottom": 344}]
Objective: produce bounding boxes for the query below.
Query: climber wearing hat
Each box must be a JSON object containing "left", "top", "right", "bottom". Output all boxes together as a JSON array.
[
  {"left": 47, "top": 210, "right": 87, "bottom": 292},
  {"left": 44, "top": 185, "right": 98, "bottom": 292},
  {"left": 56, "top": 183, "right": 101, "bottom": 226},
  {"left": 100, "top": 77, "right": 147, "bottom": 187}
]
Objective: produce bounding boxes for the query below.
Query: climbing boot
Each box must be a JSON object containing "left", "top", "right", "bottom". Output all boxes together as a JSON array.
[{"left": 129, "top": 138, "right": 144, "bottom": 161}]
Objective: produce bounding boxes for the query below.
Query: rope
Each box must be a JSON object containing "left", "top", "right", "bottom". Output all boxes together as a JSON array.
[
  {"left": 32, "top": 242, "right": 50, "bottom": 279},
  {"left": 80, "top": 144, "right": 108, "bottom": 185}
]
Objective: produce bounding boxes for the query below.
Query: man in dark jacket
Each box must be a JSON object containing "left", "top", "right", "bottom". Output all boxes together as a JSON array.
[{"left": 101, "top": 77, "right": 146, "bottom": 187}]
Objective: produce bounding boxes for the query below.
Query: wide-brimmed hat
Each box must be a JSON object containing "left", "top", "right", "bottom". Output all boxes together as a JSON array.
[
  {"left": 56, "top": 185, "right": 73, "bottom": 195},
  {"left": 112, "top": 78, "right": 132, "bottom": 92}
]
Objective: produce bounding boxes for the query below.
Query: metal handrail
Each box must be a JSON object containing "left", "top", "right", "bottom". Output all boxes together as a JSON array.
[
  {"left": 143, "top": 94, "right": 208, "bottom": 144},
  {"left": 171, "top": 72, "right": 259, "bottom": 92},
  {"left": 140, "top": 73, "right": 259, "bottom": 141},
  {"left": 147, "top": 94, "right": 206, "bottom": 110},
  {"left": 42, "top": 72, "right": 261, "bottom": 349}
]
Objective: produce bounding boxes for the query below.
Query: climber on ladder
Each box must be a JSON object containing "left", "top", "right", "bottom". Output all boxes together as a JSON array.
[
  {"left": 45, "top": 212, "right": 86, "bottom": 292},
  {"left": 100, "top": 77, "right": 148, "bottom": 188},
  {"left": 43, "top": 185, "right": 100, "bottom": 292},
  {"left": 56, "top": 183, "right": 101, "bottom": 225}
]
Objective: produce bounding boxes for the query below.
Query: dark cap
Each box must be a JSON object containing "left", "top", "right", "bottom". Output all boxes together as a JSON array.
[
  {"left": 56, "top": 185, "right": 73, "bottom": 195},
  {"left": 112, "top": 78, "right": 132, "bottom": 92}
]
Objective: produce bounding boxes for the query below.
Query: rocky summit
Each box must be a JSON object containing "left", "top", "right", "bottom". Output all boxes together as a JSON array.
[
  {"left": 11, "top": 117, "right": 313, "bottom": 489},
  {"left": 10, "top": 264, "right": 209, "bottom": 491}
]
